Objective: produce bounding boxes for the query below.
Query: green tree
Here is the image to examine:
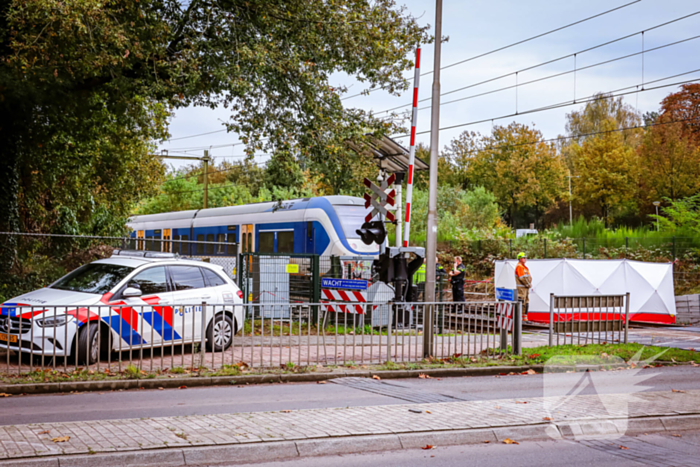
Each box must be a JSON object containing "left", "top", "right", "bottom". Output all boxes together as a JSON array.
[
  {"left": 0, "top": 0, "right": 429, "bottom": 269},
  {"left": 465, "top": 123, "right": 567, "bottom": 227},
  {"left": 651, "top": 194, "right": 700, "bottom": 235},
  {"left": 571, "top": 121, "right": 638, "bottom": 226}
]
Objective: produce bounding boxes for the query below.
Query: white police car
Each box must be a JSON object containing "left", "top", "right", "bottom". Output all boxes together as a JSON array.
[{"left": 0, "top": 250, "right": 244, "bottom": 364}]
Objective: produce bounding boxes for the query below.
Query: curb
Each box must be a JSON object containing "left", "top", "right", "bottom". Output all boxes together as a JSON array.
[
  {"left": 4, "top": 414, "right": 700, "bottom": 467},
  {"left": 0, "top": 365, "right": 544, "bottom": 395}
]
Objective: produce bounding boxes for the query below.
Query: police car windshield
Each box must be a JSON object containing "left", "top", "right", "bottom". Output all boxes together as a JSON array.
[
  {"left": 51, "top": 263, "right": 134, "bottom": 294},
  {"left": 335, "top": 205, "right": 378, "bottom": 238}
]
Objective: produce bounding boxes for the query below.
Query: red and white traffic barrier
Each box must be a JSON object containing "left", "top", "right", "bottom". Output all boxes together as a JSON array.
[
  {"left": 496, "top": 302, "right": 514, "bottom": 332},
  {"left": 321, "top": 289, "right": 367, "bottom": 302},
  {"left": 321, "top": 289, "right": 367, "bottom": 314},
  {"left": 403, "top": 45, "right": 421, "bottom": 248}
]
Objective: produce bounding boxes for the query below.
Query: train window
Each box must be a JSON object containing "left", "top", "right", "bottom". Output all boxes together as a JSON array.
[
  {"left": 278, "top": 231, "right": 294, "bottom": 253},
  {"left": 216, "top": 234, "right": 225, "bottom": 254},
  {"left": 259, "top": 232, "right": 274, "bottom": 252},
  {"left": 196, "top": 234, "right": 205, "bottom": 255},
  {"left": 180, "top": 235, "right": 189, "bottom": 255},
  {"left": 227, "top": 233, "right": 237, "bottom": 255},
  {"left": 206, "top": 234, "right": 215, "bottom": 255},
  {"left": 146, "top": 236, "right": 154, "bottom": 251}
]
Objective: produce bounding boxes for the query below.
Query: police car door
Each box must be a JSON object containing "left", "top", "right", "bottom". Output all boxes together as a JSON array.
[
  {"left": 124, "top": 266, "right": 173, "bottom": 347},
  {"left": 167, "top": 266, "right": 210, "bottom": 345}
]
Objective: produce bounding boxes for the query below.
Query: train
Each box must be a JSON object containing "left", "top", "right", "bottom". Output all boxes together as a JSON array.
[{"left": 126, "top": 195, "right": 381, "bottom": 257}]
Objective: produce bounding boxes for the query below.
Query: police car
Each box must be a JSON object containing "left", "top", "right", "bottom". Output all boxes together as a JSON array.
[{"left": 0, "top": 250, "right": 244, "bottom": 364}]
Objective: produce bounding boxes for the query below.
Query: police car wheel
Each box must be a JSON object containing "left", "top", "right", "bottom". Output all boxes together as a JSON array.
[
  {"left": 76, "top": 324, "right": 100, "bottom": 365},
  {"left": 206, "top": 314, "right": 233, "bottom": 351}
]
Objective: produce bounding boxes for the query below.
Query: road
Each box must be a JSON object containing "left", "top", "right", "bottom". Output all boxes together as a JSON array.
[
  {"left": 209, "top": 432, "right": 700, "bottom": 467},
  {"left": 2, "top": 365, "right": 699, "bottom": 425}
]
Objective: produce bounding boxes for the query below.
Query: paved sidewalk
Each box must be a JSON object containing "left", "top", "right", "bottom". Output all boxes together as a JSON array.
[{"left": 1, "top": 387, "right": 699, "bottom": 465}]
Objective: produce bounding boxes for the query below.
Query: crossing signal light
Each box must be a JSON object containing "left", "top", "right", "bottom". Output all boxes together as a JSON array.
[{"left": 356, "top": 221, "right": 386, "bottom": 246}]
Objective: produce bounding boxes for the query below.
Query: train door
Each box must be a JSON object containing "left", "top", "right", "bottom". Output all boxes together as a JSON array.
[
  {"left": 241, "top": 225, "right": 253, "bottom": 254},
  {"left": 305, "top": 221, "right": 314, "bottom": 254},
  {"left": 136, "top": 230, "right": 145, "bottom": 251},
  {"left": 162, "top": 229, "right": 172, "bottom": 253}
]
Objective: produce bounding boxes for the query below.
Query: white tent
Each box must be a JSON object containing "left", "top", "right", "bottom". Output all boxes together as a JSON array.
[{"left": 494, "top": 259, "right": 676, "bottom": 324}]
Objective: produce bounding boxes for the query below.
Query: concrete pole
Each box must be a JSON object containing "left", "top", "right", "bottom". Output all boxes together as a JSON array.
[
  {"left": 423, "top": 0, "right": 443, "bottom": 358},
  {"left": 203, "top": 150, "right": 210, "bottom": 209}
]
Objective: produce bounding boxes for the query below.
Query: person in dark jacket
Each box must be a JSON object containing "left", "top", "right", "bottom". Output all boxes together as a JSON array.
[{"left": 448, "top": 256, "right": 466, "bottom": 303}]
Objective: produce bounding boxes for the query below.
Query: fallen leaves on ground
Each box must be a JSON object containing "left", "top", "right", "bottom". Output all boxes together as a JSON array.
[
  {"left": 372, "top": 375, "right": 381, "bottom": 380},
  {"left": 37, "top": 430, "right": 50, "bottom": 435},
  {"left": 179, "top": 386, "right": 187, "bottom": 389},
  {"left": 280, "top": 410, "right": 291, "bottom": 413},
  {"left": 516, "top": 401, "right": 528, "bottom": 404},
  {"left": 158, "top": 387, "right": 164, "bottom": 390},
  {"left": 619, "top": 445, "right": 629, "bottom": 450},
  {"left": 529, "top": 354, "right": 540, "bottom": 358},
  {"left": 52, "top": 436, "right": 70, "bottom": 443},
  {"left": 672, "top": 389, "right": 686, "bottom": 393},
  {"left": 317, "top": 381, "right": 327, "bottom": 384},
  {"left": 502, "top": 438, "right": 519, "bottom": 445},
  {"left": 426, "top": 410, "right": 432, "bottom": 414},
  {"left": 483, "top": 440, "right": 490, "bottom": 443},
  {"left": 0, "top": 393, "right": 11, "bottom": 397},
  {"left": 523, "top": 369, "right": 537, "bottom": 375},
  {"left": 422, "top": 445, "right": 436, "bottom": 450},
  {"left": 672, "top": 434, "right": 682, "bottom": 437},
  {"left": 543, "top": 417, "right": 552, "bottom": 421},
  {"left": 494, "top": 405, "right": 501, "bottom": 409},
  {"left": 418, "top": 373, "right": 432, "bottom": 379}
]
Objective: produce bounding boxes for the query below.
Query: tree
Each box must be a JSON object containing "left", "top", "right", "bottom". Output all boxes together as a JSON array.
[
  {"left": 657, "top": 84, "right": 700, "bottom": 144},
  {"left": 465, "top": 123, "right": 567, "bottom": 227},
  {"left": 651, "top": 194, "right": 700, "bottom": 235},
  {"left": 637, "top": 118, "right": 700, "bottom": 202},
  {"left": 565, "top": 93, "right": 642, "bottom": 146},
  {"left": 571, "top": 120, "right": 638, "bottom": 225},
  {"left": 0, "top": 0, "right": 429, "bottom": 270}
]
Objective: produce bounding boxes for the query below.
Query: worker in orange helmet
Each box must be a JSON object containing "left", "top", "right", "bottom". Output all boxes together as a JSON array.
[{"left": 514, "top": 252, "right": 531, "bottom": 321}]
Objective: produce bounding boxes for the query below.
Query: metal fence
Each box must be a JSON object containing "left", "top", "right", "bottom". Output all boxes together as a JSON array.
[
  {"left": 0, "top": 301, "right": 521, "bottom": 377},
  {"left": 548, "top": 293, "right": 630, "bottom": 346}
]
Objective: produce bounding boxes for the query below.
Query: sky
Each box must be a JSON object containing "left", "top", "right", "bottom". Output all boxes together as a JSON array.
[{"left": 157, "top": 0, "right": 700, "bottom": 171}]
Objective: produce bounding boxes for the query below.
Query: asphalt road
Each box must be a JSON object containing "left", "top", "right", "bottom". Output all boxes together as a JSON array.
[
  {"left": 2, "top": 365, "right": 700, "bottom": 425},
  {"left": 210, "top": 432, "right": 700, "bottom": 467}
]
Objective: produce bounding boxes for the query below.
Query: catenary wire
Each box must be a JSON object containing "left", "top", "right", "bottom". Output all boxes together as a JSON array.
[
  {"left": 340, "top": 0, "right": 642, "bottom": 101},
  {"left": 376, "top": 23, "right": 700, "bottom": 115},
  {"left": 392, "top": 77, "right": 700, "bottom": 138}
]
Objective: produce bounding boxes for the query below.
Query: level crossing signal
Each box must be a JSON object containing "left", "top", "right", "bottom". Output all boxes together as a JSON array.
[
  {"left": 363, "top": 174, "right": 396, "bottom": 223},
  {"left": 356, "top": 220, "right": 386, "bottom": 246}
]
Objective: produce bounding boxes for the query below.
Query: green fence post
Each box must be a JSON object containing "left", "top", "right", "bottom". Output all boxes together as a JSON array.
[
  {"left": 509, "top": 238, "right": 513, "bottom": 258},
  {"left": 582, "top": 238, "right": 586, "bottom": 259},
  {"left": 672, "top": 236, "right": 676, "bottom": 261},
  {"left": 625, "top": 237, "right": 628, "bottom": 258}
]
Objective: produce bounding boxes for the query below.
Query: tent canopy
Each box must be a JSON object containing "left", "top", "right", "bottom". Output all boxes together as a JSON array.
[{"left": 494, "top": 259, "right": 676, "bottom": 324}]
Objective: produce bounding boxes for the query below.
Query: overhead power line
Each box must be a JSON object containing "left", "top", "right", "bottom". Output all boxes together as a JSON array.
[
  {"left": 163, "top": 129, "right": 228, "bottom": 142},
  {"left": 392, "top": 76, "right": 700, "bottom": 138},
  {"left": 375, "top": 12, "right": 700, "bottom": 115},
  {"left": 341, "top": 0, "right": 642, "bottom": 101}
]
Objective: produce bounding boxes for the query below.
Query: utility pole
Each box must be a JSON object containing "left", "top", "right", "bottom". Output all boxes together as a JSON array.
[
  {"left": 203, "top": 150, "right": 210, "bottom": 209},
  {"left": 423, "top": 0, "right": 443, "bottom": 358},
  {"left": 158, "top": 150, "right": 212, "bottom": 209}
]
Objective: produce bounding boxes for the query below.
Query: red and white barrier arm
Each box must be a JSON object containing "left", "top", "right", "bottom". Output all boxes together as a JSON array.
[{"left": 403, "top": 45, "right": 421, "bottom": 248}]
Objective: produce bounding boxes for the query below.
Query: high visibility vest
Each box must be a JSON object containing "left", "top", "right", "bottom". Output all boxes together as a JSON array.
[
  {"left": 414, "top": 263, "right": 427, "bottom": 283},
  {"left": 515, "top": 263, "right": 531, "bottom": 288}
]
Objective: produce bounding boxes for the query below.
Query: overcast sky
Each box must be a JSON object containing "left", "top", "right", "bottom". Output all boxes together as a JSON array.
[{"left": 158, "top": 0, "right": 700, "bottom": 171}]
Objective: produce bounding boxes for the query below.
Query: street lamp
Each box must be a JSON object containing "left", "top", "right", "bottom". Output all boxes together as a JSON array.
[{"left": 653, "top": 201, "right": 661, "bottom": 231}]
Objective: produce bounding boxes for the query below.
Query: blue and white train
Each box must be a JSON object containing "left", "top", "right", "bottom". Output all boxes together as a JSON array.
[{"left": 126, "top": 196, "right": 380, "bottom": 257}]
